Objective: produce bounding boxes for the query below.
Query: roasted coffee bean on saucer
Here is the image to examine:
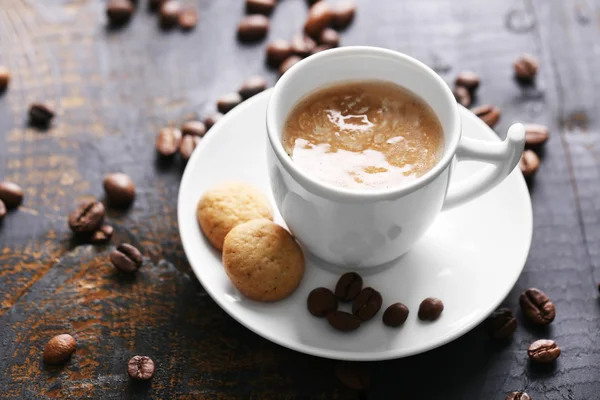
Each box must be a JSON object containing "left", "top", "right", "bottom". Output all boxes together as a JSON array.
[
  {"left": 327, "top": 310, "right": 361, "bottom": 332},
  {"left": 418, "top": 297, "right": 444, "bottom": 321},
  {"left": 382, "top": 303, "right": 409, "bottom": 327},
  {"left": 352, "top": 287, "right": 382, "bottom": 321},
  {"left": 307, "top": 287, "right": 337, "bottom": 317},
  {"left": 334, "top": 272, "right": 363, "bottom": 301}
]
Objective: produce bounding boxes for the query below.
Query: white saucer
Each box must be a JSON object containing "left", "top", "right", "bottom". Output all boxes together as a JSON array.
[{"left": 178, "top": 90, "right": 533, "bottom": 361}]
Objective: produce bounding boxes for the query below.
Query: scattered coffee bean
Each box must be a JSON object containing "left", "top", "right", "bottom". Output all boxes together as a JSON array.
[
  {"left": 305, "top": 1, "right": 332, "bottom": 38},
  {"left": 43, "top": 334, "right": 76, "bottom": 364},
  {"left": 0, "top": 66, "right": 10, "bottom": 91},
  {"left": 91, "top": 225, "right": 114, "bottom": 244},
  {"left": 505, "top": 392, "right": 531, "bottom": 400},
  {"left": 160, "top": 0, "right": 182, "bottom": 28},
  {"left": 178, "top": 6, "right": 198, "bottom": 30},
  {"left": 352, "top": 287, "right": 382, "bottom": 321},
  {"left": 266, "top": 39, "right": 293, "bottom": 67},
  {"left": 217, "top": 93, "right": 243, "bottom": 114},
  {"left": 484, "top": 308, "right": 517, "bottom": 340},
  {"left": 311, "top": 44, "right": 333, "bottom": 55},
  {"left": 181, "top": 120, "right": 206, "bottom": 137},
  {"left": 528, "top": 339, "right": 560, "bottom": 363},
  {"left": 327, "top": 310, "right": 361, "bottom": 332},
  {"left": 246, "top": 0, "right": 275, "bottom": 16},
  {"left": 238, "top": 15, "right": 270, "bottom": 42},
  {"left": 524, "top": 123, "right": 549, "bottom": 148},
  {"left": 68, "top": 199, "right": 105, "bottom": 234},
  {"left": 335, "top": 272, "right": 363, "bottom": 301},
  {"left": 0, "top": 181, "right": 24, "bottom": 209},
  {"left": 0, "top": 200, "right": 6, "bottom": 222},
  {"left": 455, "top": 71, "right": 480, "bottom": 92},
  {"left": 155, "top": 127, "right": 182, "bottom": 157},
  {"left": 382, "top": 303, "right": 409, "bottom": 327},
  {"left": 291, "top": 33, "right": 317, "bottom": 57},
  {"left": 519, "top": 288, "right": 555, "bottom": 325},
  {"left": 103, "top": 173, "right": 135, "bottom": 208},
  {"left": 29, "top": 103, "right": 55, "bottom": 127},
  {"left": 331, "top": 0, "right": 357, "bottom": 30},
  {"left": 520, "top": 150, "right": 540, "bottom": 177},
  {"left": 179, "top": 135, "right": 198, "bottom": 161},
  {"left": 453, "top": 86, "right": 471, "bottom": 107},
  {"left": 128, "top": 355, "right": 155, "bottom": 380},
  {"left": 238, "top": 75, "right": 267, "bottom": 99},
  {"left": 106, "top": 0, "right": 134, "bottom": 26},
  {"left": 204, "top": 113, "right": 223, "bottom": 130},
  {"left": 472, "top": 104, "right": 501, "bottom": 128},
  {"left": 279, "top": 55, "right": 302, "bottom": 76},
  {"left": 334, "top": 362, "right": 372, "bottom": 390},
  {"left": 319, "top": 28, "right": 340, "bottom": 47},
  {"left": 110, "top": 243, "right": 143, "bottom": 272},
  {"left": 418, "top": 297, "right": 444, "bottom": 321},
  {"left": 307, "top": 287, "right": 338, "bottom": 317},
  {"left": 514, "top": 54, "right": 538, "bottom": 81}
]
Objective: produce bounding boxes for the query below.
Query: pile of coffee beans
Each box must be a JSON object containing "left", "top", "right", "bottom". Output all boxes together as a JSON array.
[
  {"left": 307, "top": 272, "right": 443, "bottom": 332},
  {"left": 106, "top": 0, "right": 198, "bottom": 31}
]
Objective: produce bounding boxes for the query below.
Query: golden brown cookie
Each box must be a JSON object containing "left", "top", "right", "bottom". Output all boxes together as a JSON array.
[
  {"left": 197, "top": 182, "right": 273, "bottom": 251},
  {"left": 222, "top": 219, "right": 305, "bottom": 302}
]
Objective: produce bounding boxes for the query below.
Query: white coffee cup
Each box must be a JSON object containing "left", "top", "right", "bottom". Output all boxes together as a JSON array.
[{"left": 266, "top": 46, "right": 525, "bottom": 268}]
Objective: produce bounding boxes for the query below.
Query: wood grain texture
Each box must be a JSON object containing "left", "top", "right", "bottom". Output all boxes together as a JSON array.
[{"left": 0, "top": 0, "right": 599, "bottom": 398}]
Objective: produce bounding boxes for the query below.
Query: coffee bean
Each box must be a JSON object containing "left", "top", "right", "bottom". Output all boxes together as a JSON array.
[
  {"left": 160, "top": 0, "right": 182, "bottom": 28},
  {"left": 352, "top": 287, "right": 382, "bottom": 321},
  {"left": 519, "top": 288, "right": 555, "bottom": 325},
  {"left": 279, "top": 56, "right": 302, "bottom": 76},
  {"left": 68, "top": 199, "right": 105, "bottom": 234},
  {"left": 178, "top": 6, "right": 198, "bottom": 30},
  {"left": 179, "top": 135, "right": 198, "bottom": 161},
  {"left": 307, "top": 287, "right": 338, "bottom": 317},
  {"left": 238, "top": 15, "right": 269, "bottom": 42},
  {"left": 239, "top": 76, "right": 267, "bottom": 99},
  {"left": 311, "top": 44, "right": 333, "bottom": 55},
  {"left": 103, "top": 173, "right": 135, "bottom": 208},
  {"left": 327, "top": 311, "right": 361, "bottom": 332},
  {"left": 528, "top": 339, "right": 560, "bottom": 363},
  {"left": 156, "top": 127, "right": 182, "bottom": 157},
  {"left": 334, "top": 272, "right": 363, "bottom": 301},
  {"left": 246, "top": 0, "right": 275, "bottom": 16},
  {"left": 305, "top": 1, "right": 332, "bottom": 38},
  {"left": 505, "top": 392, "right": 531, "bottom": 400},
  {"left": 266, "top": 39, "right": 292, "bottom": 68},
  {"left": 0, "top": 66, "right": 10, "bottom": 91},
  {"left": 43, "top": 334, "right": 76, "bottom": 364},
  {"left": 29, "top": 103, "right": 55, "bottom": 127},
  {"left": 472, "top": 104, "right": 501, "bottom": 128},
  {"left": 484, "top": 308, "right": 517, "bottom": 340},
  {"left": 514, "top": 54, "right": 538, "bottom": 81},
  {"left": 520, "top": 150, "right": 540, "bottom": 177},
  {"left": 331, "top": 0, "right": 356, "bottom": 30},
  {"left": 106, "top": 0, "right": 134, "bottom": 26},
  {"left": 0, "top": 181, "right": 24, "bottom": 209},
  {"left": 334, "top": 362, "right": 371, "bottom": 390},
  {"left": 291, "top": 34, "right": 317, "bottom": 57},
  {"left": 524, "top": 123, "right": 549, "bottom": 148},
  {"left": 128, "top": 355, "right": 155, "bottom": 380},
  {"left": 418, "top": 297, "right": 444, "bottom": 321},
  {"left": 453, "top": 86, "right": 472, "bottom": 107},
  {"left": 217, "top": 93, "right": 243, "bottom": 114},
  {"left": 91, "top": 225, "right": 114, "bottom": 244},
  {"left": 319, "top": 28, "right": 340, "bottom": 47},
  {"left": 455, "top": 71, "right": 480, "bottom": 92},
  {"left": 181, "top": 120, "right": 206, "bottom": 137},
  {"left": 0, "top": 200, "right": 6, "bottom": 222},
  {"left": 204, "top": 113, "right": 223, "bottom": 130},
  {"left": 110, "top": 243, "right": 143, "bottom": 272},
  {"left": 382, "top": 302, "right": 409, "bottom": 327}
]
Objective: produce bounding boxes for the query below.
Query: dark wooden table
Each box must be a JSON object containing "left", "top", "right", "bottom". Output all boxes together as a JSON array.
[{"left": 1, "top": 0, "right": 599, "bottom": 398}]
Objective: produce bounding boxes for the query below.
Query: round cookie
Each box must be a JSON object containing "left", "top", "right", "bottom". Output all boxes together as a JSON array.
[
  {"left": 222, "top": 219, "right": 305, "bottom": 302},
  {"left": 197, "top": 182, "right": 273, "bottom": 250}
]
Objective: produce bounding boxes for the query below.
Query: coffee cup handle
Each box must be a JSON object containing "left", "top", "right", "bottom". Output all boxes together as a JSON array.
[{"left": 442, "top": 123, "right": 526, "bottom": 210}]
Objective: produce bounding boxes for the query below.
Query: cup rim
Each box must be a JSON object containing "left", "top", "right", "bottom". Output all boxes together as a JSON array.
[{"left": 266, "top": 46, "right": 461, "bottom": 201}]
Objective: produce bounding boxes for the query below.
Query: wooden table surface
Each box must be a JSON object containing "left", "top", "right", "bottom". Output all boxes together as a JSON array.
[{"left": 1, "top": 0, "right": 600, "bottom": 398}]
